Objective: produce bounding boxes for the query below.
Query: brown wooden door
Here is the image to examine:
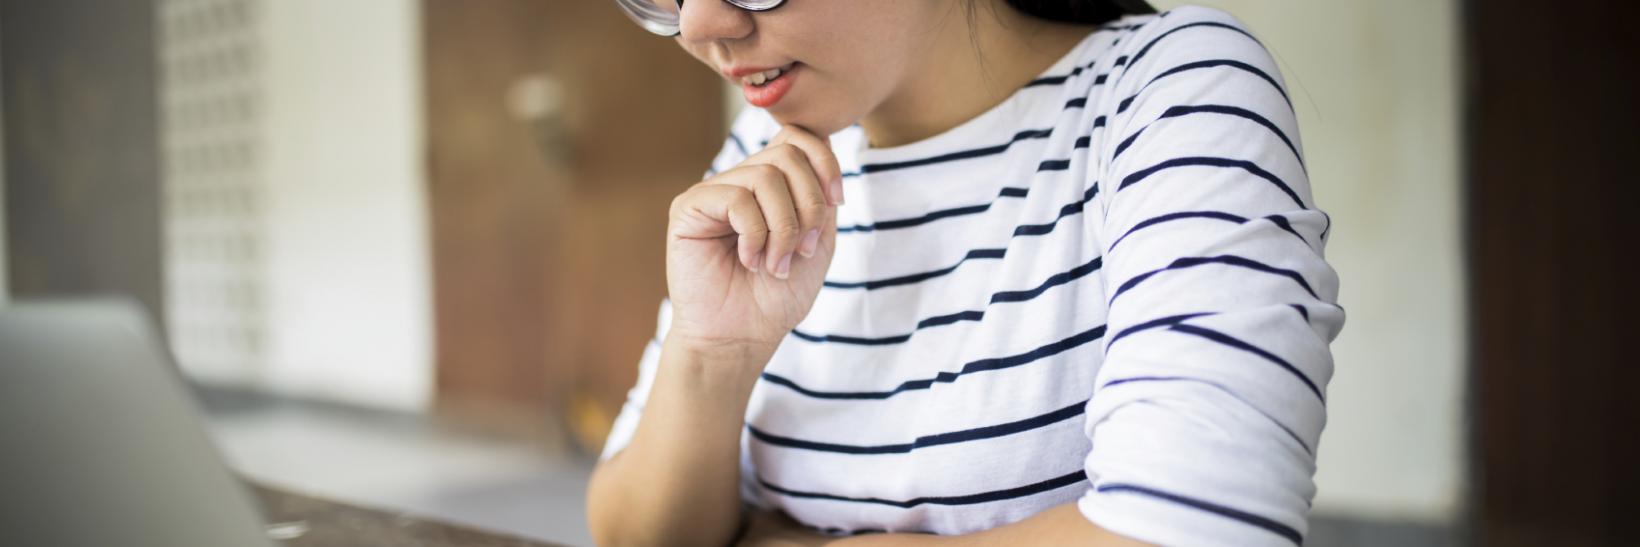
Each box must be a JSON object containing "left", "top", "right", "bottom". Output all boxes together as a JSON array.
[
  {"left": 422, "top": 0, "right": 724, "bottom": 450},
  {"left": 1467, "top": 0, "right": 1640, "bottom": 544}
]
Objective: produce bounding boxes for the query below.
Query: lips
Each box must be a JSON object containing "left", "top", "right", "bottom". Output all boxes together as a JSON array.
[
  {"left": 722, "top": 62, "right": 792, "bottom": 80},
  {"left": 737, "top": 63, "right": 793, "bottom": 86},
  {"left": 736, "top": 62, "right": 799, "bottom": 108}
]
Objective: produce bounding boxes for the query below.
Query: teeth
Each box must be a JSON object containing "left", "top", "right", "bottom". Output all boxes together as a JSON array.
[{"left": 742, "top": 65, "right": 789, "bottom": 87}]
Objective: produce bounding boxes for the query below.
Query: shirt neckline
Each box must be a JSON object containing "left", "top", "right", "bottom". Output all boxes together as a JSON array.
[{"left": 854, "top": 29, "right": 1108, "bottom": 168}]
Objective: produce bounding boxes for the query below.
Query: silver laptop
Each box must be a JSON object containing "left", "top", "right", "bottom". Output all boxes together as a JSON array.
[{"left": 0, "top": 300, "right": 274, "bottom": 547}]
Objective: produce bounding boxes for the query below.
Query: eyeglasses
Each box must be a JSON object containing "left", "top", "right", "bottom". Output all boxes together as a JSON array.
[{"left": 613, "top": 0, "right": 787, "bottom": 37}]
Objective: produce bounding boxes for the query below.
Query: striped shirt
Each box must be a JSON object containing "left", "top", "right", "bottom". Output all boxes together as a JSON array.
[{"left": 601, "top": 6, "right": 1342, "bottom": 545}]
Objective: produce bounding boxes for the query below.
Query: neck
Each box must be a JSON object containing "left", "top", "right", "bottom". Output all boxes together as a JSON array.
[{"left": 860, "top": 3, "right": 1096, "bottom": 148}]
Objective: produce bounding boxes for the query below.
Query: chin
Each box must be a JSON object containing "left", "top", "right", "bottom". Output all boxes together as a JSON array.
[{"left": 765, "top": 107, "right": 859, "bottom": 139}]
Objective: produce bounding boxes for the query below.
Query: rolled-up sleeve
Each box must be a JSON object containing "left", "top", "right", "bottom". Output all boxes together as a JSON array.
[{"left": 1077, "top": 7, "right": 1343, "bottom": 546}]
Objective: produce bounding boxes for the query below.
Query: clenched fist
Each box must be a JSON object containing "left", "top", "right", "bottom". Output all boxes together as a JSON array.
[{"left": 664, "top": 125, "right": 845, "bottom": 362}]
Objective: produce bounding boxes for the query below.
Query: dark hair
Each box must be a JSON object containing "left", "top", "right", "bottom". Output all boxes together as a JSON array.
[
  {"left": 958, "top": 0, "right": 1156, "bottom": 88},
  {"left": 1003, "top": 0, "right": 1156, "bottom": 25}
]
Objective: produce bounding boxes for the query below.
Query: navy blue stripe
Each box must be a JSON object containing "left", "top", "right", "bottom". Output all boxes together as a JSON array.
[
  {"left": 823, "top": 248, "right": 1006, "bottom": 291},
  {"left": 1038, "top": 159, "right": 1072, "bottom": 171},
  {"left": 991, "top": 254, "right": 1103, "bottom": 304},
  {"left": 747, "top": 400, "right": 1085, "bottom": 455},
  {"left": 793, "top": 254, "right": 1102, "bottom": 346},
  {"left": 859, "top": 128, "right": 1052, "bottom": 175},
  {"left": 853, "top": 84, "right": 1112, "bottom": 177},
  {"left": 1109, "top": 211, "right": 1246, "bottom": 252},
  {"left": 823, "top": 182, "right": 1099, "bottom": 292},
  {"left": 1267, "top": 214, "right": 1301, "bottom": 241},
  {"left": 1118, "top": 156, "right": 1308, "bottom": 210},
  {"left": 1119, "top": 59, "right": 1292, "bottom": 114},
  {"left": 761, "top": 470, "right": 1087, "bottom": 508},
  {"left": 1107, "top": 312, "right": 1215, "bottom": 347},
  {"left": 1168, "top": 323, "right": 1324, "bottom": 402},
  {"left": 836, "top": 187, "right": 1028, "bottom": 234},
  {"left": 840, "top": 111, "right": 1106, "bottom": 181},
  {"left": 1096, "top": 375, "right": 1314, "bottom": 455},
  {"left": 1024, "top": 59, "right": 1099, "bottom": 88},
  {"left": 788, "top": 328, "right": 912, "bottom": 346},
  {"left": 1110, "top": 255, "right": 1318, "bottom": 304},
  {"left": 1021, "top": 23, "right": 1143, "bottom": 88},
  {"left": 762, "top": 323, "right": 1106, "bottom": 400},
  {"left": 1290, "top": 303, "right": 1309, "bottom": 321},
  {"left": 1127, "top": 21, "right": 1263, "bottom": 70},
  {"left": 1012, "top": 183, "right": 1099, "bottom": 236},
  {"left": 1096, "top": 483, "right": 1302, "bottom": 544},
  {"left": 1107, "top": 210, "right": 1309, "bottom": 253},
  {"left": 776, "top": 25, "right": 1274, "bottom": 182},
  {"left": 727, "top": 132, "right": 751, "bottom": 157},
  {"left": 807, "top": 526, "right": 906, "bottom": 536},
  {"left": 832, "top": 129, "right": 1090, "bottom": 235},
  {"left": 1114, "top": 104, "right": 1303, "bottom": 168}
]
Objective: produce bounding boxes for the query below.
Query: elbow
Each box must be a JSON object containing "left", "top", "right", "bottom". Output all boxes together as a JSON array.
[
  {"left": 586, "top": 464, "right": 642, "bottom": 547},
  {"left": 585, "top": 460, "right": 739, "bottom": 547}
]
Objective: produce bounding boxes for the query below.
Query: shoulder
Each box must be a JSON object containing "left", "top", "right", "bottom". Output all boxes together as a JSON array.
[
  {"left": 1116, "top": 5, "right": 1277, "bottom": 79},
  {"left": 1095, "top": 4, "right": 1292, "bottom": 125}
]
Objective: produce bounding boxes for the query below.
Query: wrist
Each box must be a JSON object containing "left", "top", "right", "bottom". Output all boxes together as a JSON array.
[
  {"left": 660, "top": 334, "right": 776, "bottom": 397},
  {"left": 663, "top": 333, "right": 778, "bottom": 369}
]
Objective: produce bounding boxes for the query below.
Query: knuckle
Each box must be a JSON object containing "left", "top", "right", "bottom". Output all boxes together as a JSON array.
[
  {"left": 797, "top": 200, "right": 827, "bottom": 222},
  {"left": 725, "top": 186, "right": 756, "bottom": 208},
  {"left": 749, "top": 163, "right": 783, "bottom": 181},
  {"left": 668, "top": 192, "right": 689, "bottom": 216},
  {"left": 768, "top": 217, "right": 801, "bottom": 237},
  {"left": 751, "top": 175, "right": 780, "bottom": 193},
  {"left": 781, "top": 145, "right": 811, "bottom": 166}
]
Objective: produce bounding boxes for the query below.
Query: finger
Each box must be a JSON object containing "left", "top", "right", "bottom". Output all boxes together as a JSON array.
[
  {"left": 741, "top": 165, "right": 802, "bottom": 278},
  {"left": 671, "top": 183, "right": 768, "bottom": 272},
  {"left": 753, "top": 144, "right": 829, "bottom": 259},
  {"left": 769, "top": 125, "right": 845, "bottom": 206}
]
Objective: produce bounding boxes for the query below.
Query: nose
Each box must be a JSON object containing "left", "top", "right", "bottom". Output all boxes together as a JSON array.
[{"left": 677, "top": 0, "right": 755, "bottom": 44}]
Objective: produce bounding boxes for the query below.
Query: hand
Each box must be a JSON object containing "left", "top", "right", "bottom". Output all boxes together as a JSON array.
[{"left": 664, "top": 125, "right": 845, "bottom": 361}]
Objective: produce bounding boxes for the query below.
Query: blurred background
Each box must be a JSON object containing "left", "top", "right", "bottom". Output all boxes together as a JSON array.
[{"left": 0, "top": 0, "right": 1632, "bottom": 546}]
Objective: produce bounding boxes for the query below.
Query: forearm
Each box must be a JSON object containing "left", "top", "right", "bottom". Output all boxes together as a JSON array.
[
  {"left": 587, "top": 336, "right": 769, "bottom": 547},
  {"left": 841, "top": 504, "right": 1148, "bottom": 547},
  {"left": 740, "top": 504, "right": 1153, "bottom": 547}
]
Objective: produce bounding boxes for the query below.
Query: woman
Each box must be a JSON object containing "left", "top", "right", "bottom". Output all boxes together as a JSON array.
[{"left": 587, "top": 0, "right": 1342, "bottom": 545}]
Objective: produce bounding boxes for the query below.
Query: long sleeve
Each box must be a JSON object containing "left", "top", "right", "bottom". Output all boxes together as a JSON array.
[
  {"left": 599, "top": 299, "right": 672, "bottom": 462},
  {"left": 1076, "top": 7, "right": 1343, "bottom": 546}
]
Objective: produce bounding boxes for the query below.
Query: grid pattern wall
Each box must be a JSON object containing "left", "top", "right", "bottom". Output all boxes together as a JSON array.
[{"left": 158, "top": 0, "right": 266, "bottom": 380}]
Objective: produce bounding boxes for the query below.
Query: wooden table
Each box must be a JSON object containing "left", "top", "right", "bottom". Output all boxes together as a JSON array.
[{"left": 250, "top": 483, "right": 569, "bottom": 547}]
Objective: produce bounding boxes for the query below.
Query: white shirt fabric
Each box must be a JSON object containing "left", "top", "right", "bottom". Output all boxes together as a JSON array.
[{"left": 601, "top": 6, "right": 1343, "bottom": 545}]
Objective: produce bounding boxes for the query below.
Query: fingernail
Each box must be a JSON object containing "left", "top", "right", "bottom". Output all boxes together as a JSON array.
[
  {"left": 799, "top": 229, "right": 819, "bottom": 258},
  {"left": 775, "top": 253, "right": 793, "bottom": 279},
  {"left": 829, "top": 177, "right": 845, "bottom": 206},
  {"left": 749, "top": 252, "right": 762, "bottom": 273}
]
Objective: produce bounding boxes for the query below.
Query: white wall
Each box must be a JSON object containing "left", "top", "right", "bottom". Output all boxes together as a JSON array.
[
  {"left": 258, "top": 0, "right": 432, "bottom": 411},
  {"left": 1152, "top": 0, "right": 1466, "bottom": 523}
]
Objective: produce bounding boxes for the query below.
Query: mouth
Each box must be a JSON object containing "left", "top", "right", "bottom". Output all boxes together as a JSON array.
[{"left": 735, "top": 62, "right": 800, "bottom": 108}]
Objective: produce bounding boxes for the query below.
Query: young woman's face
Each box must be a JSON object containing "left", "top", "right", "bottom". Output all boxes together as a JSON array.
[{"left": 672, "top": 0, "right": 952, "bottom": 136}]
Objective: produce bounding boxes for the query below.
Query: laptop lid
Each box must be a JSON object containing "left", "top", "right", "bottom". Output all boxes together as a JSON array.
[{"left": 0, "top": 299, "right": 273, "bottom": 547}]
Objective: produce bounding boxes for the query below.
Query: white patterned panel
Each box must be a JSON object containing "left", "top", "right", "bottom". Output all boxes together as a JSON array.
[{"left": 158, "top": 0, "right": 266, "bottom": 382}]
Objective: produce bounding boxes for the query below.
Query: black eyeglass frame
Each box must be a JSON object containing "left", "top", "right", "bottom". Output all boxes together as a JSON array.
[{"left": 613, "top": 0, "right": 788, "bottom": 37}]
